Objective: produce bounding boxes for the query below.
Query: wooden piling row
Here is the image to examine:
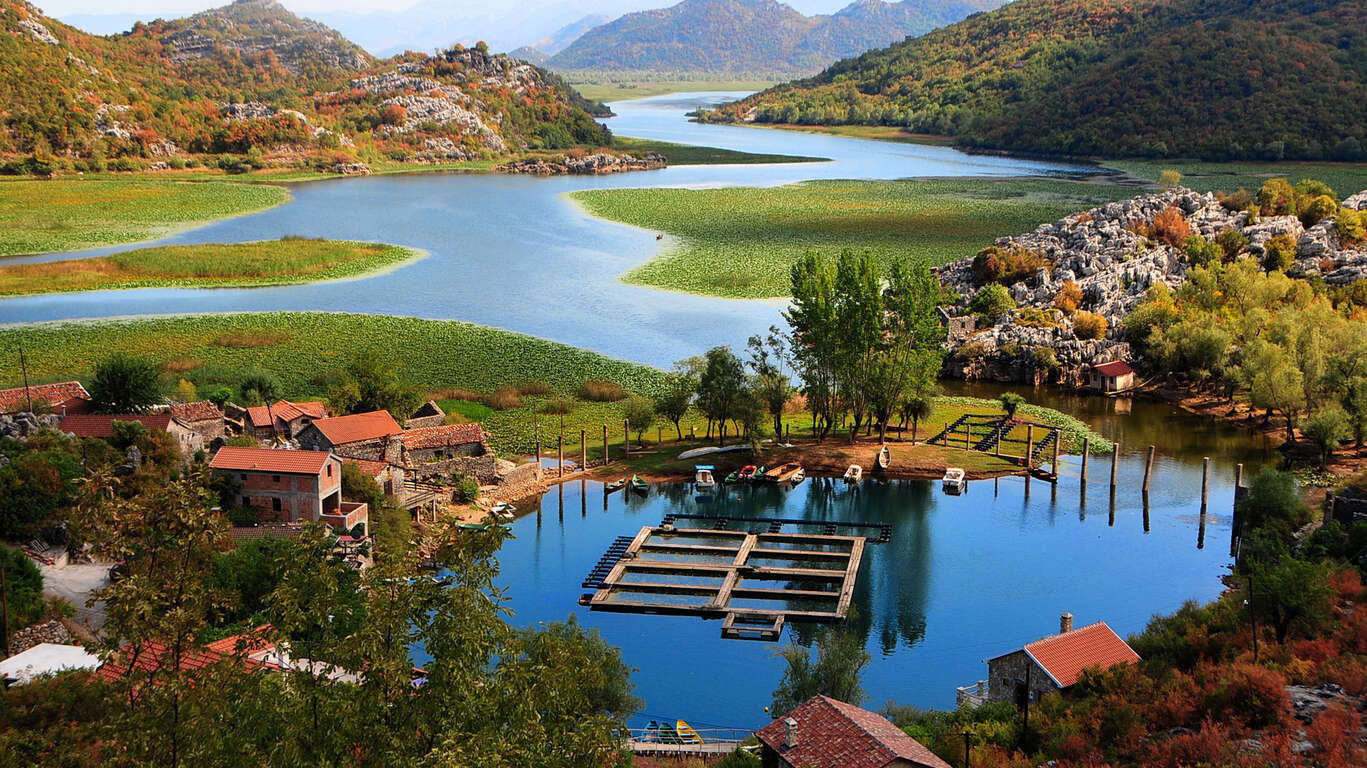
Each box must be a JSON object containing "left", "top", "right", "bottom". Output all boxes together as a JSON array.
[{"left": 1142, "top": 445, "right": 1156, "bottom": 493}]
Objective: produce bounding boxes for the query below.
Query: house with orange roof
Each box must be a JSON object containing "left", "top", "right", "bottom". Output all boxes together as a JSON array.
[
  {"left": 167, "top": 400, "right": 227, "bottom": 442},
  {"left": 296, "top": 410, "right": 403, "bottom": 463},
  {"left": 1088, "top": 360, "right": 1135, "bottom": 393},
  {"left": 209, "top": 446, "right": 365, "bottom": 534},
  {"left": 982, "top": 612, "right": 1140, "bottom": 707},
  {"left": 0, "top": 380, "right": 90, "bottom": 416},
  {"left": 756, "top": 695, "right": 951, "bottom": 768},
  {"left": 227, "top": 399, "right": 328, "bottom": 440},
  {"left": 61, "top": 412, "right": 203, "bottom": 456}
]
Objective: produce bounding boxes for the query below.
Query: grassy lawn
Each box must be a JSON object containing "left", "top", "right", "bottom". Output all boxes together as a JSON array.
[
  {"left": 612, "top": 136, "right": 825, "bottom": 165},
  {"left": 1106, "top": 160, "right": 1367, "bottom": 197},
  {"left": 0, "top": 179, "right": 289, "bottom": 256},
  {"left": 569, "top": 78, "right": 778, "bottom": 103},
  {"left": 0, "top": 239, "right": 419, "bottom": 296},
  {"left": 571, "top": 178, "right": 1133, "bottom": 298}
]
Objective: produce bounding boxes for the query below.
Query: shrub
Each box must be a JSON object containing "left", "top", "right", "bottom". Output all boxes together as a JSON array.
[
  {"left": 968, "top": 284, "right": 1014, "bottom": 322},
  {"left": 971, "top": 246, "right": 1048, "bottom": 286},
  {"left": 1016, "top": 307, "right": 1058, "bottom": 328},
  {"left": 1300, "top": 194, "right": 1339, "bottom": 227},
  {"left": 1261, "top": 233, "right": 1298, "bottom": 272},
  {"left": 1196, "top": 662, "right": 1290, "bottom": 730},
  {"left": 482, "top": 388, "right": 521, "bottom": 410},
  {"left": 208, "top": 386, "right": 233, "bottom": 407},
  {"left": 0, "top": 547, "right": 44, "bottom": 628},
  {"left": 1216, "top": 188, "right": 1251, "bottom": 212},
  {"left": 1159, "top": 169, "right": 1182, "bottom": 188},
  {"left": 541, "top": 396, "right": 574, "bottom": 415},
  {"left": 956, "top": 340, "right": 990, "bottom": 360},
  {"left": 89, "top": 353, "right": 162, "bottom": 413},
  {"left": 1053, "top": 281, "right": 1083, "bottom": 315},
  {"left": 579, "top": 379, "right": 625, "bottom": 402},
  {"left": 239, "top": 369, "right": 281, "bottom": 406},
  {"left": 1337, "top": 207, "right": 1366, "bottom": 245},
  {"left": 1150, "top": 206, "right": 1192, "bottom": 248},
  {"left": 1216, "top": 229, "right": 1249, "bottom": 261},
  {"left": 1257, "top": 178, "right": 1298, "bottom": 216},
  {"left": 517, "top": 380, "right": 550, "bottom": 396},
  {"left": 451, "top": 473, "right": 479, "bottom": 503},
  {"left": 1294, "top": 178, "right": 1335, "bottom": 201},
  {"left": 1032, "top": 347, "right": 1060, "bottom": 370},
  {"left": 1072, "top": 311, "right": 1109, "bottom": 340},
  {"left": 1183, "top": 236, "right": 1222, "bottom": 267}
]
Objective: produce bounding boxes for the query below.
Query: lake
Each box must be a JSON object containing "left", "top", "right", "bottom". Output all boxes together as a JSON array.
[
  {"left": 0, "top": 93, "right": 1092, "bottom": 368},
  {"left": 491, "top": 382, "right": 1275, "bottom": 730}
]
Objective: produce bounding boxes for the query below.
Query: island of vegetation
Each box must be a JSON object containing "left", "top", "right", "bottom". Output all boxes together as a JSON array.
[{"left": 0, "top": 238, "right": 421, "bottom": 296}]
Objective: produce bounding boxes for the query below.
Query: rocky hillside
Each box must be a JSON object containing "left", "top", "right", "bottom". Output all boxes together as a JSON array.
[
  {"left": 938, "top": 187, "right": 1367, "bottom": 383},
  {"left": 0, "top": 0, "right": 610, "bottom": 172},
  {"left": 545, "top": 0, "right": 1004, "bottom": 75},
  {"left": 709, "top": 0, "right": 1367, "bottom": 161}
]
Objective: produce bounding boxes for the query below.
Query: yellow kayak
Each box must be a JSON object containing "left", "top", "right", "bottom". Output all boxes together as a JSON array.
[{"left": 676, "top": 719, "right": 702, "bottom": 744}]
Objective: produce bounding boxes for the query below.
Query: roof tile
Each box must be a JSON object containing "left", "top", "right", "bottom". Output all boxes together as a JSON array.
[
  {"left": 400, "top": 423, "right": 485, "bottom": 450},
  {"left": 755, "top": 695, "right": 951, "bottom": 768},
  {"left": 1023, "top": 622, "right": 1140, "bottom": 688},
  {"left": 0, "top": 381, "right": 90, "bottom": 413},
  {"left": 169, "top": 400, "right": 223, "bottom": 422},
  {"left": 210, "top": 446, "right": 333, "bottom": 475},
  {"left": 61, "top": 413, "right": 176, "bottom": 438},
  {"left": 310, "top": 411, "right": 402, "bottom": 445}
]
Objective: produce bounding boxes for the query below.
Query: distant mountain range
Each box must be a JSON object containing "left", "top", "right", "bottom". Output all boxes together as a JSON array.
[
  {"left": 544, "top": 0, "right": 1006, "bottom": 74},
  {"left": 709, "top": 0, "right": 1367, "bottom": 161},
  {"left": 1, "top": 0, "right": 609, "bottom": 169},
  {"left": 509, "top": 14, "right": 611, "bottom": 65}
]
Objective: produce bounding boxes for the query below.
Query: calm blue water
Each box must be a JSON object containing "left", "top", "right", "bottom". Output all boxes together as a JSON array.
[
  {"left": 0, "top": 93, "right": 1091, "bottom": 368},
  {"left": 492, "top": 387, "right": 1273, "bottom": 730}
]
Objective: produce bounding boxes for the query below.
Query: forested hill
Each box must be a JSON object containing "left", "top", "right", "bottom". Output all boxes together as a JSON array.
[
  {"left": 545, "top": 0, "right": 1004, "bottom": 75},
  {"left": 0, "top": 0, "right": 609, "bottom": 173},
  {"left": 707, "top": 0, "right": 1367, "bottom": 161}
]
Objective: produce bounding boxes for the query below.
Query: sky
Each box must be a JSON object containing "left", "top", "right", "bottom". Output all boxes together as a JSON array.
[{"left": 43, "top": 0, "right": 857, "bottom": 17}]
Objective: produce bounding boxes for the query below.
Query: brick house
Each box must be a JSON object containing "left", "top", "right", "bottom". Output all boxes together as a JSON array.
[
  {"left": 296, "top": 410, "right": 403, "bottom": 463},
  {"left": 228, "top": 399, "right": 328, "bottom": 440},
  {"left": 61, "top": 413, "right": 204, "bottom": 456},
  {"left": 209, "top": 446, "right": 366, "bottom": 533},
  {"left": 0, "top": 381, "right": 91, "bottom": 416},
  {"left": 1088, "top": 360, "right": 1135, "bottom": 393},
  {"left": 168, "top": 400, "right": 227, "bottom": 443},
  {"left": 984, "top": 613, "right": 1140, "bottom": 707},
  {"left": 405, "top": 400, "right": 446, "bottom": 429},
  {"left": 756, "top": 695, "right": 951, "bottom": 768}
]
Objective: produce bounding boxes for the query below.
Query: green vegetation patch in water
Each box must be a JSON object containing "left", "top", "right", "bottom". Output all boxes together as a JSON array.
[
  {"left": 0, "top": 179, "right": 289, "bottom": 256},
  {"left": 612, "top": 136, "right": 825, "bottom": 166},
  {"left": 572, "top": 178, "right": 1131, "bottom": 299}
]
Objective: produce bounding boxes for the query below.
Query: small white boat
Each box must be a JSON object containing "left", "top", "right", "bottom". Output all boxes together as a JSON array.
[
  {"left": 489, "top": 502, "right": 516, "bottom": 518},
  {"left": 843, "top": 465, "right": 862, "bottom": 483},
  {"left": 942, "top": 468, "right": 966, "bottom": 495},
  {"left": 677, "top": 445, "right": 749, "bottom": 460},
  {"left": 694, "top": 465, "right": 717, "bottom": 491},
  {"left": 789, "top": 468, "right": 806, "bottom": 486},
  {"left": 875, "top": 445, "right": 891, "bottom": 471}
]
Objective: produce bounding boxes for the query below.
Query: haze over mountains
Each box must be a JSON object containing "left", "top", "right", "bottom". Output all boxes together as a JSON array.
[{"left": 712, "top": 0, "right": 1367, "bottom": 161}]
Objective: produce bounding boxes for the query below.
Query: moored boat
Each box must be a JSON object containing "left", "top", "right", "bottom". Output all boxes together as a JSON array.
[
  {"left": 790, "top": 467, "right": 806, "bottom": 485},
  {"left": 875, "top": 445, "right": 891, "bottom": 471},
  {"left": 604, "top": 478, "right": 626, "bottom": 493},
  {"left": 489, "top": 502, "right": 515, "bottom": 518},
  {"left": 694, "top": 465, "right": 717, "bottom": 491},
  {"left": 737, "top": 464, "right": 758, "bottom": 481},
  {"left": 762, "top": 462, "right": 803, "bottom": 483},
  {"left": 676, "top": 719, "right": 703, "bottom": 744},
  {"left": 630, "top": 474, "right": 648, "bottom": 493},
  {"left": 942, "top": 467, "right": 966, "bottom": 495},
  {"left": 723, "top": 469, "right": 740, "bottom": 484},
  {"left": 843, "top": 464, "right": 862, "bottom": 483}
]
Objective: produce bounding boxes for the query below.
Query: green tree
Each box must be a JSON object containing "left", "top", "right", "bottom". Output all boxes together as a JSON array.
[
  {"left": 238, "top": 369, "right": 281, "bottom": 406},
  {"left": 0, "top": 434, "right": 83, "bottom": 539},
  {"left": 1302, "top": 407, "right": 1349, "bottom": 469},
  {"left": 833, "top": 251, "right": 884, "bottom": 442},
  {"left": 1250, "top": 555, "right": 1333, "bottom": 643},
  {"left": 771, "top": 627, "right": 871, "bottom": 714},
  {"left": 622, "top": 396, "right": 656, "bottom": 444},
  {"left": 1235, "top": 469, "right": 1303, "bottom": 533},
  {"left": 787, "top": 253, "right": 841, "bottom": 441},
  {"left": 898, "top": 391, "right": 935, "bottom": 442},
  {"left": 207, "top": 537, "right": 293, "bottom": 628},
  {"left": 326, "top": 354, "right": 424, "bottom": 420},
  {"left": 1248, "top": 344, "right": 1306, "bottom": 442},
  {"left": 515, "top": 616, "right": 641, "bottom": 719},
  {"left": 968, "top": 283, "right": 1014, "bottom": 323},
  {"left": 655, "top": 365, "right": 697, "bottom": 440},
  {"left": 747, "top": 326, "right": 794, "bottom": 438},
  {"left": 88, "top": 353, "right": 162, "bottom": 413},
  {"left": 697, "top": 346, "right": 747, "bottom": 445},
  {"left": 867, "top": 257, "right": 946, "bottom": 442},
  {"left": 998, "top": 392, "right": 1025, "bottom": 420},
  {"left": 0, "top": 545, "right": 45, "bottom": 629}
]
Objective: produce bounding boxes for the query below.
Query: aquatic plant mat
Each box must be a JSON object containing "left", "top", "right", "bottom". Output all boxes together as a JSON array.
[{"left": 581, "top": 523, "right": 878, "bottom": 641}]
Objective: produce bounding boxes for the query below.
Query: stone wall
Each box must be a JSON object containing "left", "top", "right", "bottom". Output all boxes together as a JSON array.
[
  {"left": 986, "top": 650, "right": 1060, "bottom": 705},
  {"left": 497, "top": 462, "right": 543, "bottom": 495},
  {"left": 410, "top": 454, "right": 500, "bottom": 484}
]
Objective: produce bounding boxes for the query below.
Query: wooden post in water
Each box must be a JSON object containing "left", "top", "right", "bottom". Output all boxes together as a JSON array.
[
  {"left": 1235, "top": 463, "right": 1244, "bottom": 491},
  {"left": 624, "top": 419, "right": 630, "bottom": 456},
  {"left": 1142, "top": 445, "right": 1156, "bottom": 493},
  {"left": 1025, "top": 424, "right": 1034, "bottom": 469},
  {"left": 535, "top": 437, "right": 542, "bottom": 480},
  {"left": 1081, "top": 438, "right": 1090, "bottom": 483},
  {"left": 602, "top": 425, "right": 609, "bottom": 467},
  {"left": 580, "top": 430, "right": 587, "bottom": 473},
  {"left": 558, "top": 435, "right": 564, "bottom": 479},
  {"left": 1110, "top": 442, "right": 1120, "bottom": 490},
  {"left": 1200, "top": 457, "right": 1210, "bottom": 512},
  {"left": 1052, "top": 428, "right": 1060, "bottom": 472}
]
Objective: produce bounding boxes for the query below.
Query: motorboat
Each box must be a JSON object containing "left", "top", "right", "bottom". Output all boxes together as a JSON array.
[
  {"left": 843, "top": 464, "right": 862, "bottom": 483},
  {"left": 694, "top": 465, "right": 718, "bottom": 491},
  {"left": 942, "top": 467, "right": 966, "bottom": 495}
]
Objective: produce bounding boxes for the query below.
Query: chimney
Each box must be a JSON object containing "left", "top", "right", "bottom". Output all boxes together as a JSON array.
[
  {"left": 61, "top": 404, "right": 67, "bottom": 418},
  {"left": 1060, "top": 612, "right": 1074, "bottom": 634},
  {"left": 784, "top": 717, "right": 798, "bottom": 749}
]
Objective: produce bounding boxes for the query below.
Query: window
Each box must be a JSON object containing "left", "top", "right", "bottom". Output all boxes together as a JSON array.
[
  {"left": 272, "top": 475, "right": 280, "bottom": 482},
  {"left": 326, "top": 464, "right": 332, "bottom": 477},
  {"left": 272, "top": 497, "right": 282, "bottom": 513},
  {"left": 242, "top": 496, "right": 251, "bottom": 508},
  {"left": 240, "top": 473, "right": 247, "bottom": 481}
]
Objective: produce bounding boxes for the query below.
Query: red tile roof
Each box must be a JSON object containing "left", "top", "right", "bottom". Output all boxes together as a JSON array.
[
  {"left": 61, "top": 413, "right": 177, "bottom": 438},
  {"left": 0, "top": 381, "right": 90, "bottom": 413},
  {"left": 229, "top": 523, "right": 306, "bottom": 543},
  {"left": 345, "top": 458, "right": 390, "bottom": 478},
  {"left": 169, "top": 400, "right": 223, "bottom": 422},
  {"left": 755, "top": 696, "right": 952, "bottom": 768},
  {"left": 99, "top": 627, "right": 276, "bottom": 682},
  {"left": 1093, "top": 360, "right": 1134, "bottom": 377},
  {"left": 400, "top": 423, "right": 485, "bottom": 450},
  {"left": 210, "top": 446, "right": 334, "bottom": 475},
  {"left": 1021, "top": 622, "right": 1140, "bottom": 688},
  {"left": 310, "top": 410, "right": 402, "bottom": 446},
  {"left": 245, "top": 400, "right": 326, "bottom": 432}
]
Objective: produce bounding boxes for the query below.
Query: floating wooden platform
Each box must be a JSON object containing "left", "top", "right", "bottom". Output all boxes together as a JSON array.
[{"left": 582, "top": 525, "right": 866, "bottom": 640}]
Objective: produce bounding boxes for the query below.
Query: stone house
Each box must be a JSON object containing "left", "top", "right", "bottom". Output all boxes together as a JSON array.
[
  {"left": 228, "top": 399, "right": 328, "bottom": 440},
  {"left": 296, "top": 410, "right": 403, "bottom": 464},
  {"left": 982, "top": 613, "right": 1139, "bottom": 707},
  {"left": 400, "top": 423, "right": 497, "bottom": 482},
  {"left": 61, "top": 413, "right": 204, "bottom": 456},
  {"left": 209, "top": 446, "right": 366, "bottom": 533},
  {"left": 937, "top": 307, "right": 977, "bottom": 344},
  {"left": 756, "top": 695, "right": 951, "bottom": 768},
  {"left": 1088, "top": 360, "right": 1135, "bottom": 393},
  {"left": 168, "top": 400, "right": 227, "bottom": 443},
  {"left": 405, "top": 400, "right": 446, "bottom": 429},
  {"left": 0, "top": 380, "right": 91, "bottom": 416},
  {"left": 345, "top": 457, "right": 404, "bottom": 496}
]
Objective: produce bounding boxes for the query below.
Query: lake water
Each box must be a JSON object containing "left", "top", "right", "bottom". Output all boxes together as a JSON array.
[
  {"left": 0, "top": 93, "right": 1092, "bottom": 368},
  {"left": 494, "top": 381, "right": 1275, "bottom": 730}
]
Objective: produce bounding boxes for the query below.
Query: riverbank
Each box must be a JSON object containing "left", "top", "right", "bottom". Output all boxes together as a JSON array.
[
  {"left": 0, "top": 179, "right": 289, "bottom": 257},
  {"left": 572, "top": 178, "right": 1135, "bottom": 298},
  {"left": 0, "top": 239, "right": 421, "bottom": 296}
]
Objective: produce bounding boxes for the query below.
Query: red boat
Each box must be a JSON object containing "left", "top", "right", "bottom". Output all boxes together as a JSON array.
[{"left": 737, "top": 465, "right": 758, "bottom": 481}]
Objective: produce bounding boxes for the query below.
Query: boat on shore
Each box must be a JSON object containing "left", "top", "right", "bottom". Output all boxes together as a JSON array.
[
  {"left": 875, "top": 445, "right": 891, "bottom": 471},
  {"left": 762, "top": 462, "right": 803, "bottom": 484},
  {"left": 676, "top": 719, "right": 703, "bottom": 744},
  {"left": 942, "top": 467, "right": 966, "bottom": 495},
  {"left": 489, "top": 502, "right": 515, "bottom": 519},
  {"left": 843, "top": 464, "right": 862, "bottom": 483},
  {"left": 676, "top": 445, "right": 749, "bottom": 461}
]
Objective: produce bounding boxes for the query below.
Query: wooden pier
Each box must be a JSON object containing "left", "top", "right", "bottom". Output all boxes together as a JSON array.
[{"left": 582, "top": 525, "right": 868, "bottom": 641}]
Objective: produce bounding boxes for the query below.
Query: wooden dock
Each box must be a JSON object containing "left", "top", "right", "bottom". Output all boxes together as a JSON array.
[
  {"left": 583, "top": 525, "right": 868, "bottom": 641},
  {"left": 628, "top": 740, "right": 746, "bottom": 757}
]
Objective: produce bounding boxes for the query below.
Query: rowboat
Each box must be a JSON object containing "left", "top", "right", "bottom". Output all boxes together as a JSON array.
[
  {"left": 737, "top": 464, "right": 758, "bottom": 481},
  {"left": 489, "top": 502, "right": 515, "bottom": 518},
  {"left": 676, "top": 720, "right": 703, "bottom": 744},
  {"left": 942, "top": 467, "right": 966, "bottom": 495},
  {"left": 630, "top": 474, "right": 649, "bottom": 493},
  {"left": 762, "top": 462, "right": 803, "bottom": 484},
  {"left": 723, "top": 469, "right": 740, "bottom": 484},
  {"left": 676, "top": 445, "right": 749, "bottom": 460},
  {"left": 789, "top": 468, "right": 806, "bottom": 485},
  {"left": 843, "top": 464, "right": 862, "bottom": 483},
  {"left": 604, "top": 478, "right": 626, "bottom": 493},
  {"left": 694, "top": 465, "right": 717, "bottom": 491},
  {"left": 454, "top": 522, "right": 489, "bottom": 532},
  {"left": 875, "top": 445, "right": 891, "bottom": 471}
]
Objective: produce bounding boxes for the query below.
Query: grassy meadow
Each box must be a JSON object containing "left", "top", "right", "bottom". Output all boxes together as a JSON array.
[
  {"left": 0, "top": 239, "right": 420, "bottom": 296},
  {"left": 572, "top": 178, "right": 1132, "bottom": 298},
  {"left": 1107, "top": 160, "right": 1367, "bottom": 197},
  {"left": 612, "top": 136, "right": 824, "bottom": 165},
  {"left": 742, "top": 123, "right": 954, "bottom": 146},
  {"left": 569, "top": 78, "right": 777, "bottom": 103},
  {"left": 0, "top": 179, "right": 289, "bottom": 256}
]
